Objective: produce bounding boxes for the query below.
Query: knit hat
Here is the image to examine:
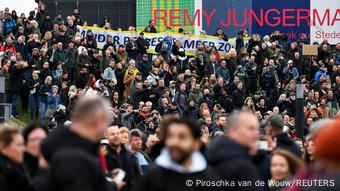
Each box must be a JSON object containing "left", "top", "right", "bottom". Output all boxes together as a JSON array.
[{"left": 314, "top": 118, "right": 340, "bottom": 162}]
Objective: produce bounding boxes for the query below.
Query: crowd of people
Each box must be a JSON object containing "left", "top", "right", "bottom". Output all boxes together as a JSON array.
[{"left": 0, "top": 1, "right": 340, "bottom": 191}]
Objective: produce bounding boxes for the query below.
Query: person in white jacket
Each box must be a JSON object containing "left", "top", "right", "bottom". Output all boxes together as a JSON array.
[{"left": 103, "top": 59, "right": 117, "bottom": 84}]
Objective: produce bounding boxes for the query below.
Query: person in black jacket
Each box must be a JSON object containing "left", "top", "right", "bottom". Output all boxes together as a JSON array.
[
  {"left": 41, "top": 95, "right": 125, "bottom": 191},
  {"left": 217, "top": 87, "right": 233, "bottom": 113},
  {"left": 214, "top": 28, "right": 228, "bottom": 42},
  {"left": 236, "top": 28, "right": 248, "bottom": 54},
  {"left": 144, "top": 20, "right": 157, "bottom": 33},
  {"left": 232, "top": 82, "right": 245, "bottom": 110},
  {"left": 264, "top": 114, "right": 302, "bottom": 157},
  {"left": 102, "top": 36, "right": 116, "bottom": 55},
  {"left": 126, "top": 37, "right": 138, "bottom": 61},
  {"left": 15, "top": 37, "right": 28, "bottom": 61},
  {"left": 104, "top": 126, "right": 141, "bottom": 191},
  {"left": 136, "top": 32, "right": 149, "bottom": 57},
  {"left": 206, "top": 112, "right": 262, "bottom": 191},
  {"left": 40, "top": 15, "right": 53, "bottom": 36},
  {"left": 0, "top": 127, "right": 31, "bottom": 191},
  {"left": 135, "top": 117, "right": 220, "bottom": 191},
  {"left": 9, "top": 61, "right": 29, "bottom": 117},
  {"left": 245, "top": 56, "right": 258, "bottom": 96}
]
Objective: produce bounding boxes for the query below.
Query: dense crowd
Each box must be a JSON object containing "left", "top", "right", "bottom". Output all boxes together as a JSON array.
[{"left": 0, "top": 1, "right": 340, "bottom": 191}]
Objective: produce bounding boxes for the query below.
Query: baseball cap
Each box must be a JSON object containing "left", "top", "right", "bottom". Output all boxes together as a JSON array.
[{"left": 265, "top": 114, "right": 284, "bottom": 129}]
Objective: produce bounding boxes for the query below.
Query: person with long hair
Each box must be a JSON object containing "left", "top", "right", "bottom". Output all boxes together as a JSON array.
[
  {"left": 242, "top": 97, "right": 256, "bottom": 112},
  {"left": 269, "top": 149, "right": 303, "bottom": 190}
]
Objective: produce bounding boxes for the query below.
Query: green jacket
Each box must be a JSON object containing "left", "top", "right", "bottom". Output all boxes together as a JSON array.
[
  {"left": 53, "top": 49, "right": 68, "bottom": 64},
  {"left": 189, "top": 90, "right": 203, "bottom": 104},
  {"left": 234, "top": 66, "right": 246, "bottom": 83},
  {"left": 65, "top": 48, "right": 77, "bottom": 68},
  {"left": 76, "top": 55, "right": 89, "bottom": 68}
]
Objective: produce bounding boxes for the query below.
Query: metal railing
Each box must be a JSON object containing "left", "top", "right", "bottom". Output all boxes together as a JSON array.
[{"left": 0, "top": 103, "right": 11, "bottom": 123}]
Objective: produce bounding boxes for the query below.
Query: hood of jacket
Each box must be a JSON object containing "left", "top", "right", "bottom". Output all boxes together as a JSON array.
[{"left": 156, "top": 148, "right": 207, "bottom": 174}]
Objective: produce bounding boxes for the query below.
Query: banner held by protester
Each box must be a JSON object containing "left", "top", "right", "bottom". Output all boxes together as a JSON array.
[{"left": 77, "top": 25, "right": 249, "bottom": 56}]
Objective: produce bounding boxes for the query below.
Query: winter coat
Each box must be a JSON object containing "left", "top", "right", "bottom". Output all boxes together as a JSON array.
[
  {"left": 275, "top": 133, "right": 302, "bottom": 157},
  {"left": 0, "top": 154, "right": 31, "bottom": 191},
  {"left": 53, "top": 49, "right": 68, "bottom": 64},
  {"left": 41, "top": 127, "right": 117, "bottom": 191},
  {"left": 105, "top": 145, "right": 141, "bottom": 191},
  {"left": 216, "top": 67, "right": 230, "bottom": 83},
  {"left": 136, "top": 149, "right": 220, "bottom": 191},
  {"left": 206, "top": 136, "right": 261, "bottom": 191}
]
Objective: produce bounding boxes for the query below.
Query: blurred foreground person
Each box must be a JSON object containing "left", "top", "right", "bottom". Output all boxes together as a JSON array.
[
  {"left": 287, "top": 118, "right": 340, "bottom": 191},
  {"left": 206, "top": 112, "right": 262, "bottom": 191},
  {"left": 136, "top": 117, "right": 219, "bottom": 191},
  {"left": 23, "top": 124, "right": 48, "bottom": 178},
  {"left": 41, "top": 95, "right": 125, "bottom": 191},
  {"left": 0, "top": 127, "right": 29, "bottom": 191},
  {"left": 269, "top": 149, "right": 303, "bottom": 191}
]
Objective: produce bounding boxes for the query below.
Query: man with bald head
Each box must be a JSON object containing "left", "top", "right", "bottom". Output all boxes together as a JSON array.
[
  {"left": 53, "top": 42, "right": 67, "bottom": 65},
  {"left": 104, "top": 126, "right": 141, "bottom": 191},
  {"left": 42, "top": 95, "right": 125, "bottom": 191},
  {"left": 206, "top": 111, "right": 261, "bottom": 191}
]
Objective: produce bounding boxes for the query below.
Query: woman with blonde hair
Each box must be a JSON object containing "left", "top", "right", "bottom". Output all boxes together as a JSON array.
[
  {"left": 199, "top": 103, "right": 210, "bottom": 118},
  {"left": 242, "top": 97, "right": 255, "bottom": 112}
]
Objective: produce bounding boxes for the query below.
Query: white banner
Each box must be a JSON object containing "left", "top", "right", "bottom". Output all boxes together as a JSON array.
[
  {"left": 77, "top": 26, "right": 249, "bottom": 56},
  {"left": 310, "top": 0, "right": 340, "bottom": 44}
]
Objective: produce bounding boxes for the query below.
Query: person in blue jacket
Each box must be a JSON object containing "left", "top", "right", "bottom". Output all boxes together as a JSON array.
[{"left": 314, "top": 65, "right": 330, "bottom": 82}]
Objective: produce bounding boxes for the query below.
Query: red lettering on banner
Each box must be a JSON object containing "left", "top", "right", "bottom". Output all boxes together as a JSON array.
[
  {"left": 265, "top": 9, "right": 281, "bottom": 27},
  {"left": 297, "top": 9, "right": 310, "bottom": 26},
  {"left": 184, "top": 9, "right": 200, "bottom": 26},
  {"left": 249, "top": 9, "right": 264, "bottom": 26},
  {"left": 283, "top": 9, "right": 295, "bottom": 26},
  {"left": 331, "top": 9, "right": 340, "bottom": 26},
  {"left": 153, "top": 8, "right": 338, "bottom": 28},
  {"left": 153, "top": 9, "right": 167, "bottom": 26},
  {"left": 220, "top": 9, "right": 231, "bottom": 27},
  {"left": 169, "top": 9, "right": 182, "bottom": 27},
  {"left": 313, "top": 9, "right": 330, "bottom": 26},
  {"left": 233, "top": 8, "right": 247, "bottom": 26},
  {"left": 202, "top": 9, "right": 216, "bottom": 27}
]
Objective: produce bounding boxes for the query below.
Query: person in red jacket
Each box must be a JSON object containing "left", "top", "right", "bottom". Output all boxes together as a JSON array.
[{"left": 0, "top": 37, "right": 16, "bottom": 54}]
